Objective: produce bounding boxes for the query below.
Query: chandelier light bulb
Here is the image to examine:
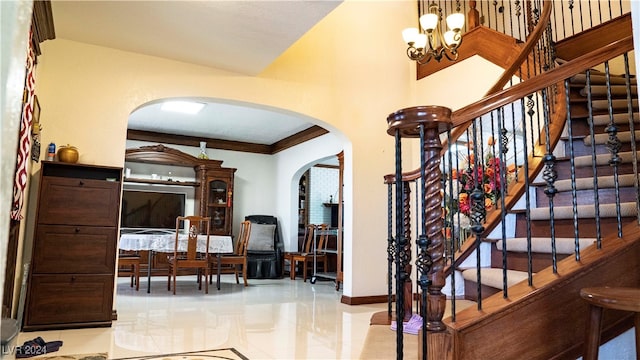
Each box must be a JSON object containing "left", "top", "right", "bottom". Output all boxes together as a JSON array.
[
  {"left": 446, "top": 13, "right": 465, "bottom": 31},
  {"left": 443, "top": 30, "right": 458, "bottom": 47},
  {"left": 414, "top": 34, "right": 428, "bottom": 49},
  {"left": 402, "top": 27, "right": 419, "bottom": 44},
  {"left": 420, "top": 13, "right": 439, "bottom": 32}
]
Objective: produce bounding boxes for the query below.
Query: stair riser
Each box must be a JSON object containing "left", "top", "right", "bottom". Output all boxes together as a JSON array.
[
  {"left": 535, "top": 186, "right": 639, "bottom": 207},
  {"left": 553, "top": 162, "right": 637, "bottom": 180},
  {"left": 515, "top": 214, "right": 636, "bottom": 238},
  {"left": 569, "top": 121, "right": 639, "bottom": 138},
  {"left": 463, "top": 280, "right": 500, "bottom": 302},
  {"left": 490, "top": 248, "right": 572, "bottom": 273},
  {"left": 562, "top": 140, "right": 640, "bottom": 157}
]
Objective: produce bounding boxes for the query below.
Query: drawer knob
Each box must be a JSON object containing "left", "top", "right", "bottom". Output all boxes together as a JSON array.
[
  {"left": 78, "top": 180, "right": 85, "bottom": 186},
  {"left": 75, "top": 227, "right": 80, "bottom": 233}
]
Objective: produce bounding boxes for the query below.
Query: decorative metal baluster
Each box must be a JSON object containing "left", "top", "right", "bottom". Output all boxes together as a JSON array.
[
  {"left": 541, "top": 88, "right": 558, "bottom": 275},
  {"left": 446, "top": 129, "right": 457, "bottom": 322},
  {"left": 623, "top": 53, "right": 640, "bottom": 226},
  {"left": 497, "top": 107, "right": 509, "bottom": 298},
  {"left": 578, "top": 0, "right": 585, "bottom": 33},
  {"left": 393, "top": 129, "right": 405, "bottom": 359},
  {"left": 564, "top": 79, "right": 581, "bottom": 261},
  {"left": 604, "top": 61, "right": 623, "bottom": 237},
  {"left": 519, "top": 96, "right": 534, "bottom": 279},
  {"left": 470, "top": 119, "right": 486, "bottom": 308},
  {"left": 585, "top": 70, "right": 603, "bottom": 249},
  {"left": 568, "top": 0, "right": 575, "bottom": 37},
  {"left": 386, "top": 182, "right": 395, "bottom": 317},
  {"left": 402, "top": 180, "right": 413, "bottom": 323}
]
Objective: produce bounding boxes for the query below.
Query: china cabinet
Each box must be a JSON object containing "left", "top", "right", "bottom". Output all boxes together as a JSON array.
[{"left": 125, "top": 144, "right": 236, "bottom": 235}]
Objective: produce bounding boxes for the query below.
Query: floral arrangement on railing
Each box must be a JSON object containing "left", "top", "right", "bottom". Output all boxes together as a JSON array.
[{"left": 444, "top": 137, "right": 517, "bottom": 245}]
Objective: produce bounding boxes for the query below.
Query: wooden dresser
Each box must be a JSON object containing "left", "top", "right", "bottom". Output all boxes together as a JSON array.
[{"left": 23, "top": 161, "right": 122, "bottom": 331}]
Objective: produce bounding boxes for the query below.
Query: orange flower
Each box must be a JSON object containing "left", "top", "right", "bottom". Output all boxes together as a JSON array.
[
  {"left": 451, "top": 169, "right": 458, "bottom": 180},
  {"left": 507, "top": 163, "right": 516, "bottom": 173},
  {"left": 484, "top": 183, "right": 492, "bottom": 193},
  {"left": 459, "top": 193, "right": 468, "bottom": 203},
  {"left": 485, "top": 198, "right": 494, "bottom": 210},
  {"left": 487, "top": 136, "right": 495, "bottom": 146},
  {"left": 485, "top": 166, "right": 495, "bottom": 178},
  {"left": 468, "top": 153, "right": 475, "bottom": 164}
]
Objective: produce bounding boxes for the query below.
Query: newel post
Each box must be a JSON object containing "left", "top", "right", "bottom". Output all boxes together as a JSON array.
[
  {"left": 387, "top": 106, "right": 452, "bottom": 358},
  {"left": 468, "top": 0, "right": 480, "bottom": 29}
]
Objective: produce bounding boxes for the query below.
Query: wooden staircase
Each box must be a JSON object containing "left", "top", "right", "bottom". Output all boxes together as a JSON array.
[
  {"left": 383, "top": 3, "right": 640, "bottom": 359},
  {"left": 461, "top": 70, "right": 640, "bottom": 302}
]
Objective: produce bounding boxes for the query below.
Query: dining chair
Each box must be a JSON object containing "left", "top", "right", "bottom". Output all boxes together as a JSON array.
[
  {"left": 167, "top": 216, "right": 211, "bottom": 295},
  {"left": 283, "top": 224, "right": 314, "bottom": 280},
  {"left": 118, "top": 251, "right": 141, "bottom": 291},
  {"left": 209, "top": 220, "right": 251, "bottom": 287},
  {"left": 290, "top": 224, "right": 328, "bottom": 282}
]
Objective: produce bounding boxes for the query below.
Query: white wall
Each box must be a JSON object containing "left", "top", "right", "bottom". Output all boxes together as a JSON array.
[{"left": 273, "top": 133, "right": 344, "bottom": 253}]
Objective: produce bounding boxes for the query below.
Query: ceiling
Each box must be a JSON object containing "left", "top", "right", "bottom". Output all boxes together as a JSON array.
[{"left": 50, "top": 0, "right": 342, "bottom": 148}]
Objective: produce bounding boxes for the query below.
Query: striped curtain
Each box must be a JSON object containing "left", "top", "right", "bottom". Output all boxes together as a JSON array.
[{"left": 11, "top": 30, "right": 36, "bottom": 221}]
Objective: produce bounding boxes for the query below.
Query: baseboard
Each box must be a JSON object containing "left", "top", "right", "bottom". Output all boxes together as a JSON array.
[{"left": 341, "top": 294, "right": 388, "bottom": 305}]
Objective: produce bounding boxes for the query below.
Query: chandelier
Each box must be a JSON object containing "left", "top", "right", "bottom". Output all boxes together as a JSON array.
[{"left": 402, "top": 2, "right": 465, "bottom": 64}]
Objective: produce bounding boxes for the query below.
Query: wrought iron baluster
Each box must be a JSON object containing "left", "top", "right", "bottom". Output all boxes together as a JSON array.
[
  {"left": 393, "top": 129, "right": 405, "bottom": 360},
  {"left": 541, "top": 88, "right": 558, "bottom": 276},
  {"left": 564, "top": 79, "right": 581, "bottom": 261},
  {"left": 586, "top": 70, "right": 603, "bottom": 249},
  {"left": 604, "top": 61, "right": 623, "bottom": 237},
  {"left": 470, "top": 119, "right": 486, "bottom": 309},
  {"left": 497, "top": 107, "right": 509, "bottom": 298},
  {"left": 386, "top": 182, "right": 395, "bottom": 317},
  {"left": 623, "top": 53, "right": 640, "bottom": 227}
]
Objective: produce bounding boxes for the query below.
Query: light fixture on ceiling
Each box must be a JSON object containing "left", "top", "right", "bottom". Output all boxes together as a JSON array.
[
  {"left": 161, "top": 100, "right": 206, "bottom": 115},
  {"left": 402, "top": 1, "right": 465, "bottom": 64}
]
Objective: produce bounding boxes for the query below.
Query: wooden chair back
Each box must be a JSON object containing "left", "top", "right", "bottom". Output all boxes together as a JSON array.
[
  {"left": 235, "top": 220, "right": 252, "bottom": 256},
  {"left": 302, "top": 224, "right": 316, "bottom": 253},
  {"left": 175, "top": 216, "right": 210, "bottom": 260},
  {"left": 315, "top": 224, "right": 329, "bottom": 253}
]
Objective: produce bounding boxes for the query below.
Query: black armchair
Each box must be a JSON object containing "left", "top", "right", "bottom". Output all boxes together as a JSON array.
[{"left": 244, "top": 215, "right": 283, "bottom": 278}]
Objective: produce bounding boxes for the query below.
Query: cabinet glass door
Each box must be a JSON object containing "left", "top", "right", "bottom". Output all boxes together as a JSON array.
[{"left": 208, "top": 180, "right": 229, "bottom": 234}]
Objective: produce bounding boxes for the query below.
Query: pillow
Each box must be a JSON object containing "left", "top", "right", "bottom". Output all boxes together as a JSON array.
[{"left": 247, "top": 223, "right": 276, "bottom": 251}]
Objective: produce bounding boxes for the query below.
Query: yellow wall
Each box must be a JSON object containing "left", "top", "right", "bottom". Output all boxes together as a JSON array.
[{"left": 32, "top": 0, "right": 417, "bottom": 298}]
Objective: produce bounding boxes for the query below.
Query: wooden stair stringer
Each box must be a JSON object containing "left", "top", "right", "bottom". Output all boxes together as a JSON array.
[{"left": 429, "top": 223, "right": 640, "bottom": 360}]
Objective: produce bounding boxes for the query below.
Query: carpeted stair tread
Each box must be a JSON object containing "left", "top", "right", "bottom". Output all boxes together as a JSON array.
[
  {"left": 528, "top": 202, "right": 637, "bottom": 220},
  {"left": 578, "top": 84, "right": 638, "bottom": 97},
  {"left": 590, "top": 112, "right": 640, "bottom": 126},
  {"left": 590, "top": 99, "right": 638, "bottom": 110},
  {"left": 570, "top": 73, "right": 633, "bottom": 85},
  {"left": 583, "top": 130, "right": 640, "bottom": 146},
  {"left": 493, "top": 237, "right": 596, "bottom": 254},
  {"left": 550, "top": 173, "right": 637, "bottom": 192},
  {"left": 461, "top": 268, "right": 530, "bottom": 289},
  {"left": 572, "top": 150, "right": 640, "bottom": 167}
]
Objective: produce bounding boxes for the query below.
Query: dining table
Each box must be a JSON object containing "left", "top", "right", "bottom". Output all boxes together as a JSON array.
[{"left": 119, "top": 230, "right": 233, "bottom": 293}]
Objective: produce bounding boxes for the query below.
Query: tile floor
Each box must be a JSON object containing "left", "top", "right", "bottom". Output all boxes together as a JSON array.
[{"left": 9, "top": 276, "right": 388, "bottom": 360}]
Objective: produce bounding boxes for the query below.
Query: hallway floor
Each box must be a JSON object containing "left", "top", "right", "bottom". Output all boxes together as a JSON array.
[{"left": 10, "top": 276, "right": 387, "bottom": 359}]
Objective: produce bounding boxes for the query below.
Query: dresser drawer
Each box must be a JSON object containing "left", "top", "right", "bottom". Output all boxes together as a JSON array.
[
  {"left": 32, "top": 225, "right": 116, "bottom": 274},
  {"left": 37, "top": 177, "right": 120, "bottom": 226},
  {"left": 24, "top": 274, "right": 114, "bottom": 327}
]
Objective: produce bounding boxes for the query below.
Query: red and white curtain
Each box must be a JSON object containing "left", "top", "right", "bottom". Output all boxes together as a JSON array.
[{"left": 11, "top": 30, "right": 36, "bottom": 221}]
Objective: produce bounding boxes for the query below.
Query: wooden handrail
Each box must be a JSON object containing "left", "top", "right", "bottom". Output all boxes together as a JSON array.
[
  {"left": 485, "top": 0, "right": 552, "bottom": 95},
  {"left": 452, "top": 36, "right": 633, "bottom": 127}
]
